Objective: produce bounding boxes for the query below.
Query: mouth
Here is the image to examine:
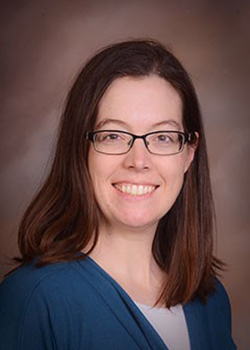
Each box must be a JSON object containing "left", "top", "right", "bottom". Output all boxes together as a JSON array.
[{"left": 113, "top": 183, "right": 158, "bottom": 196}]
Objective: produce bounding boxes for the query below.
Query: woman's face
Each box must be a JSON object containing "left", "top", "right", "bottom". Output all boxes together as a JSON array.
[{"left": 88, "top": 75, "right": 196, "bottom": 233}]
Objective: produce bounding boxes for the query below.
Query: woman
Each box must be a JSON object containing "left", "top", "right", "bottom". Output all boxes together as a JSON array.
[{"left": 0, "top": 39, "right": 236, "bottom": 349}]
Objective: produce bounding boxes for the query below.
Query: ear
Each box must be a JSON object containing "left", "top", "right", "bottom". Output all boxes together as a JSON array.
[{"left": 184, "top": 132, "right": 199, "bottom": 173}]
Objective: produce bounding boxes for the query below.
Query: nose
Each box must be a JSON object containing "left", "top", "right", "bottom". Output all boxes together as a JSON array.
[{"left": 123, "top": 138, "right": 152, "bottom": 171}]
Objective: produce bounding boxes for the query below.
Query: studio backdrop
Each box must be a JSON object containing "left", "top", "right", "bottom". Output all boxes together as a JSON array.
[{"left": 0, "top": 1, "right": 249, "bottom": 348}]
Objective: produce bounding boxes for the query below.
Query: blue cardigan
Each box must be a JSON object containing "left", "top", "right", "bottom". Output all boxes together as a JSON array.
[{"left": 0, "top": 256, "right": 237, "bottom": 349}]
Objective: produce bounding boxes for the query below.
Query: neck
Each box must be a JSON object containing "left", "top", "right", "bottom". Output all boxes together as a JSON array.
[
  {"left": 90, "top": 221, "right": 156, "bottom": 269},
  {"left": 86, "top": 222, "right": 165, "bottom": 305}
]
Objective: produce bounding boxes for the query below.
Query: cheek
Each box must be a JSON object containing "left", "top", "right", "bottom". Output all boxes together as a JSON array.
[
  {"left": 88, "top": 151, "right": 103, "bottom": 193},
  {"left": 160, "top": 155, "right": 188, "bottom": 182},
  {"left": 88, "top": 148, "right": 105, "bottom": 178},
  {"left": 159, "top": 157, "right": 188, "bottom": 205},
  {"left": 88, "top": 151, "right": 116, "bottom": 192},
  {"left": 166, "top": 170, "right": 185, "bottom": 196}
]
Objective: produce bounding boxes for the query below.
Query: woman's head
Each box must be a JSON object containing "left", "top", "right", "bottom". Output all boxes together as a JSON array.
[
  {"left": 58, "top": 39, "right": 204, "bottom": 231},
  {"left": 87, "top": 74, "right": 197, "bottom": 233},
  {"left": 17, "top": 39, "right": 220, "bottom": 305}
]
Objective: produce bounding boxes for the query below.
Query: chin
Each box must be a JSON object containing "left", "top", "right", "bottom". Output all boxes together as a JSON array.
[{"left": 114, "top": 214, "right": 160, "bottom": 231}]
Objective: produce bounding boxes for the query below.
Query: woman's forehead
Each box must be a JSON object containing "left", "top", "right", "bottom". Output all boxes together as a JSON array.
[{"left": 95, "top": 75, "right": 183, "bottom": 130}]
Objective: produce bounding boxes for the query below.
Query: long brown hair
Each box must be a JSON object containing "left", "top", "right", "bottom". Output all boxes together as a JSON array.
[{"left": 15, "top": 39, "right": 223, "bottom": 306}]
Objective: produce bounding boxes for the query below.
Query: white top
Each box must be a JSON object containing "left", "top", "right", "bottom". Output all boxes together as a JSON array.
[{"left": 134, "top": 301, "right": 190, "bottom": 350}]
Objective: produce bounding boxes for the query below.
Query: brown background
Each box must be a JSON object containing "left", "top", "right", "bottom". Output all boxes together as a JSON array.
[{"left": 0, "top": 0, "right": 249, "bottom": 348}]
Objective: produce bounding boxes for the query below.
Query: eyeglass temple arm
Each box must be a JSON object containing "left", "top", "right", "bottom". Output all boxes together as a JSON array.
[
  {"left": 185, "top": 132, "right": 197, "bottom": 143},
  {"left": 85, "top": 132, "right": 94, "bottom": 142}
]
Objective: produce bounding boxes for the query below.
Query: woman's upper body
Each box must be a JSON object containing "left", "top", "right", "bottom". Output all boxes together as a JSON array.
[
  {"left": 0, "top": 256, "right": 236, "bottom": 350},
  {"left": 0, "top": 39, "right": 237, "bottom": 349}
]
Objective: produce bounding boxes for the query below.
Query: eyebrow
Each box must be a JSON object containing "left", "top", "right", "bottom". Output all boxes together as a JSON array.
[
  {"left": 152, "top": 120, "right": 182, "bottom": 129},
  {"left": 96, "top": 118, "right": 182, "bottom": 130},
  {"left": 96, "top": 118, "right": 127, "bottom": 129}
]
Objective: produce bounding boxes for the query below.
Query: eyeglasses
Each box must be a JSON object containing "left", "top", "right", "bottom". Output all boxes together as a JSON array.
[{"left": 85, "top": 130, "right": 196, "bottom": 156}]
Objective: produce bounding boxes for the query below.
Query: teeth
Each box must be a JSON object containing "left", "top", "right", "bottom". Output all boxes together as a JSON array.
[
  {"left": 138, "top": 185, "right": 144, "bottom": 195},
  {"left": 115, "top": 183, "right": 156, "bottom": 196},
  {"left": 131, "top": 185, "right": 137, "bottom": 195}
]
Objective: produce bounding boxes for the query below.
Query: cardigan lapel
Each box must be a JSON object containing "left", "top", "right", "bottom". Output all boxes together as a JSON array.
[{"left": 77, "top": 256, "right": 168, "bottom": 350}]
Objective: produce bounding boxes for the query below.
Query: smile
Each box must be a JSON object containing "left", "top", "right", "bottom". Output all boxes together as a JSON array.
[{"left": 113, "top": 183, "right": 157, "bottom": 196}]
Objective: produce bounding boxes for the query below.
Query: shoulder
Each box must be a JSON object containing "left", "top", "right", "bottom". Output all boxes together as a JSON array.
[
  {"left": 184, "top": 278, "right": 237, "bottom": 349},
  {"left": 196, "top": 279, "right": 234, "bottom": 340},
  {"left": 1, "top": 260, "right": 77, "bottom": 299},
  {"left": 191, "top": 278, "right": 232, "bottom": 327},
  {"left": 0, "top": 258, "right": 96, "bottom": 349},
  {"left": 0, "top": 260, "right": 78, "bottom": 320},
  {"left": 206, "top": 278, "right": 232, "bottom": 327},
  {"left": 0, "top": 258, "right": 95, "bottom": 307}
]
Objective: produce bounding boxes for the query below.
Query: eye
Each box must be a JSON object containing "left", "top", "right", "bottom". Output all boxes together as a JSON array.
[
  {"left": 103, "top": 133, "right": 120, "bottom": 141},
  {"left": 155, "top": 133, "right": 174, "bottom": 143},
  {"left": 96, "top": 132, "right": 126, "bottom": 143}
]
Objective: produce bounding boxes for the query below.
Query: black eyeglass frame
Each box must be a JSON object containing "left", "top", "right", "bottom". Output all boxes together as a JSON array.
[{"left": 85, "top": 130, "right": 197, "bottom": 155}]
